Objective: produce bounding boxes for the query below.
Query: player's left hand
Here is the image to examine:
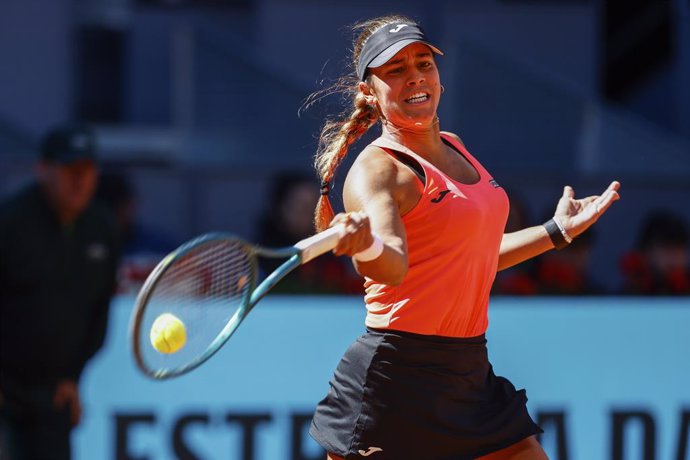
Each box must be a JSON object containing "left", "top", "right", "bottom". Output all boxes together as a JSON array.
[
  {"left": 53, "top": 379, "right": 82, "bottom": 426},
  {"left": 554, "top": 180, "right": 621, "bottom": 238}
]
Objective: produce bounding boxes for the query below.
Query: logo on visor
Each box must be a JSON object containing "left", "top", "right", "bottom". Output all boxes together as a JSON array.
[{"left": 389, "top": 24, "right": 408, "bottom": 33}]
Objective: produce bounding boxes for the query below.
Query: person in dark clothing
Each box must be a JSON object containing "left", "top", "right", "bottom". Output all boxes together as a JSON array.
[{"left": 0, "top": 125, "right": 120, "bottom": 460}]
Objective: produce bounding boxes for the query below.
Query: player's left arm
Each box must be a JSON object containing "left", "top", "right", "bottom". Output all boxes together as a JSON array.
[{"left": 497, "top": 181, "right": 621, "bottom": 271}]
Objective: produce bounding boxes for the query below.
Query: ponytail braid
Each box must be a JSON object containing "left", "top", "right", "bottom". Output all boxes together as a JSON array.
[
  {"left": 307, "top": 14, "right": 415, "bottom": 232},
  {"left": 314, "top": 92, "right": 378, "bottom": 231}
]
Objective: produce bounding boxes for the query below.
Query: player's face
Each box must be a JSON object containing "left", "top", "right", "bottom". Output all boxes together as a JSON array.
[
  {"left": 39, "top": 159, "right": 99, "bottom": 220},
  {"left": 364, "top": 42, "right": 441, "bottom": 130}
]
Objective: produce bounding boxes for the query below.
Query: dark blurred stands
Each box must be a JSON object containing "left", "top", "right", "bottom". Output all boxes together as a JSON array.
[{"left": 1, "top": 0, "right": 688, "bottom": 294}]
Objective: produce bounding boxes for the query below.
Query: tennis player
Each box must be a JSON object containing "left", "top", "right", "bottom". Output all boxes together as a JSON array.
[{"left": 308, "top": 15, "right": 621, "bottom": 460}]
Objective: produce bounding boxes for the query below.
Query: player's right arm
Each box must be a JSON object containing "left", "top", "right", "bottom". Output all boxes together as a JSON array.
[{"left": 332, "top": 145, "right": 419, "bottom": 286}]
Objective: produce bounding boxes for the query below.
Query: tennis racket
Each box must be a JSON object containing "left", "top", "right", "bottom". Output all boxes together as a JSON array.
[{"left": 129, "top": 224, "right": 345, "bottom": 380}]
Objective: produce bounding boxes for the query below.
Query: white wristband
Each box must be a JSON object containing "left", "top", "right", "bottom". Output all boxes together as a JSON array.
[
  {"left": 552, "top": 216, "right": 573, "bottom": 244},
  {"left": 353, "top": 234, "right": 384, "bottom": 262}
]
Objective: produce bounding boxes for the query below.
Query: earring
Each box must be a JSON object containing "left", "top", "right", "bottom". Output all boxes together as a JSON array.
[{"left": 440, "top": 85, "right": 445, "bottom": 94}]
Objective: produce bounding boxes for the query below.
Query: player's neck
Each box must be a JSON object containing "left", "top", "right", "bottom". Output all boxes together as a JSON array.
[{"left": 381, "top": 120, "right": 445, "bottom": 162}]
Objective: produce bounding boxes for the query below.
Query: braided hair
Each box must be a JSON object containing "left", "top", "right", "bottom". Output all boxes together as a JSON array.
[{"left": 309, "top": 14, "right": 416, "bottom": 231}]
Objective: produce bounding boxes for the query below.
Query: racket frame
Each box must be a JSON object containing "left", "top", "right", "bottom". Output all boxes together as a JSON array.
[
  {"left": 131, "top": 233, "right": 261, "bottom": 379},
  {"left": 130, "top": 225, "right": 342, "bottom": 379}
]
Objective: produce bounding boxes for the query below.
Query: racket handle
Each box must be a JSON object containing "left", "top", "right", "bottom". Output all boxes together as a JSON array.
[{"left": 295, "top": 224, "right": 345, "bottom": 264}]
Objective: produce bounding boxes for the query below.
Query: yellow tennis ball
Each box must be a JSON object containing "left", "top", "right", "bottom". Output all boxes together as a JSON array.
[{"left": 150, "top": 313, "right": 187, "bottom": 354}]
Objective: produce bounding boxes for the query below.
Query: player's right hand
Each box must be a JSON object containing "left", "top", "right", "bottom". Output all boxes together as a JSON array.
[{"left": 330, "top": 211, "right": 374, "bottom": 257}]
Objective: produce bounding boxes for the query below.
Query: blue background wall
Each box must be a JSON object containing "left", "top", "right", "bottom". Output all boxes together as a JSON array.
[{"left": 75, "top": 295, "right": 690, "bottom": 460}]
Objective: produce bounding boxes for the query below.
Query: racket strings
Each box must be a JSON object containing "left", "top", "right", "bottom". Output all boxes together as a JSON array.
[
  {"left": 157, "top": 242, "right": 250, "bottom": 301},
  {"left": 138, "top": 239, "right": 254, "bottom": 373}
]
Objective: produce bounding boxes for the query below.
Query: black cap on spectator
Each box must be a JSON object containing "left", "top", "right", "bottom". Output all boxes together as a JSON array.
[{"left": 40, "top": 125, "right": 98, "bottom": 164}]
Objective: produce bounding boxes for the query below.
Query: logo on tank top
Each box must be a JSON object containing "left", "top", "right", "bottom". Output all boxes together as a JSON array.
[
  {"left": 358, "top": 447, "right": 383, "bottom": 456},
  {"left": 431, "top": 189, "right": 451, "bottom": 203},
  {"left": 489, "top": 179, "right": 501, "bottom": 188}
]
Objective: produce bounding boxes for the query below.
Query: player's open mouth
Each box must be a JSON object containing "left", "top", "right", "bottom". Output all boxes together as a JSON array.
[{"left": 405, "top": 92, "right": 430, "bottom": 104}]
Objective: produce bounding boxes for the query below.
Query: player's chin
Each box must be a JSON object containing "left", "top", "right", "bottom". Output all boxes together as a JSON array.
[
  {"left": 404, "top": 107, "right": 437, "bottom": 122},
  {"left": 403, "top": 103, "right": 435, "bottom": 118}
]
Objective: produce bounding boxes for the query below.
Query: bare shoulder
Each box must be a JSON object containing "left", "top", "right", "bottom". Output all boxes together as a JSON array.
[
  {"left": 344, "top": 145, "right": 421, "bottom": 215},
  {"left": 440, "top": 131, "right": 466, "bottom": 147},
  {"left": 349, "top": 145, "right": 399, "bottom": 183},
  {"left": 343, "top": 145, "right": 398, "bottom": 209}
]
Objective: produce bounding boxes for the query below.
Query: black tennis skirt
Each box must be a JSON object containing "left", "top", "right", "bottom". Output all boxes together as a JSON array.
[{"left": 310, "top": 328, "right": 542, "bottom": 460}]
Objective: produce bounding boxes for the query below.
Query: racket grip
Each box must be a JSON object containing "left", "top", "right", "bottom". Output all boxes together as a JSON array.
[{"left": 295, "top": 224, "right": 345, "bottom": 264}]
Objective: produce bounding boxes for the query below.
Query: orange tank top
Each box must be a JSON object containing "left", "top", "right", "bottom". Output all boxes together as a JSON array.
[{"left": 363, "top": 133, "right": 509, "bottom": 337}]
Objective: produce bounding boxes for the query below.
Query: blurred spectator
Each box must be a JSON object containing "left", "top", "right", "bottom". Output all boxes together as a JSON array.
[
  {"left": 493, "top": 198, "right": 605, "bottom": 296},
  {"left": 531, "top": 229, "right": 605, "bottom": 295},
  {"left": 0, "top": 124, "right": 120, "bottom": 460},
  {"left": 620, "top": 210, "right": 690, "bottom": 295},
  {"left": 256, "top": 172, "right": 363, "bottom": 294},
  {"left": 95, "top": 172, "right": 176, "bottom": 293}
]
